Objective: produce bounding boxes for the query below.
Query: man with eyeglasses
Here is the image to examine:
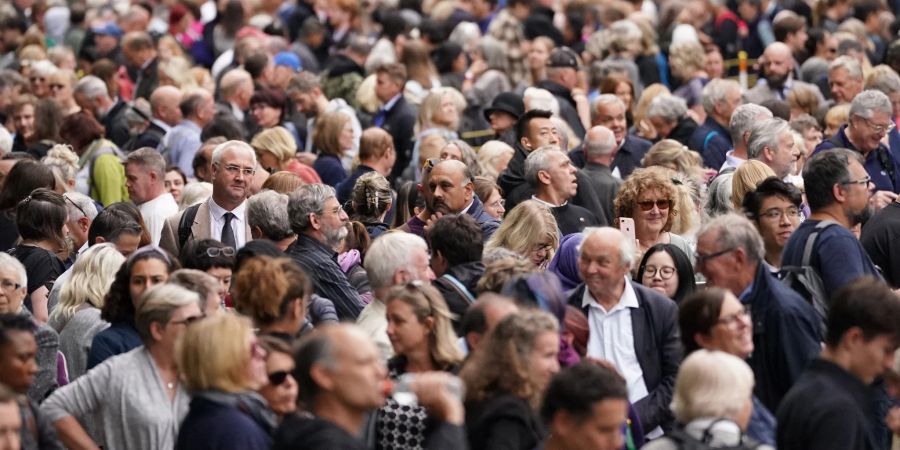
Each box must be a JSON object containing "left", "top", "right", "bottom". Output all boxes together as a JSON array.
[
  {"left": 784, "top": 149, "right": 884, "bottom": 295},
  {"left": 160, "top": 141, "right": 256, "bottom": 258},
  {"left": 815, "top": 90, "right": 900, "bottom": 207},
  {"left": 742, "top": 177, "right": 803, "bottom": 271},
  {"left": 694, "top": 213, "right": 821, "bottom": 413}
]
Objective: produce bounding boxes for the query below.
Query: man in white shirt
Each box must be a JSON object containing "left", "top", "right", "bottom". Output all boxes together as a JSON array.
[
  {"left": 124, "top": 148, "right": 178, "bottom": 245},
  {"left": 567, "top": 227, "right": 681, "bottom": 437},
  {"left": 287, "top": 72, "right": 361, "bottom": 169}
]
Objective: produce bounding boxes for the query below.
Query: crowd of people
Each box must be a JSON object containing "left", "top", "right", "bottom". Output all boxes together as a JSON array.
[{"left": 0, "top": 0, "right": 900, "bottom": 448}]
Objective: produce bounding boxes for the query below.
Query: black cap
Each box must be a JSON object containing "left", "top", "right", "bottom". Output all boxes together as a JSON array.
[
  {"left": 483, "top": 92, "right": 525, "bottom": 122},
  {"left": 547, "top": 47, "right": 580, "bottom": 69}
]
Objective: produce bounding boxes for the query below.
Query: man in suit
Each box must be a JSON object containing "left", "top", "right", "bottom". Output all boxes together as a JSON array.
[
  {"left": 373, "top": 63, "right": 416, "bottom": 184},
  {"left": 695, "top": 213, "right": 821, "bottom": 412},
  {"left": 568, "top": 227, "right": 681, "bottom": 437},
  {"left": 132, "top": 86, "right": 182, "bottom": 151},
  {"left": 581, "top": 126, "right": 621, "bottom": 223},
  {"left": 160, "top": 140, "right": 256, "bottom": 257},
  {"left": 121, "top": 31, "right": 158, "bottom": 101},
  {"left": 216, "top": 69, "right": 254, "bottom": 130}
]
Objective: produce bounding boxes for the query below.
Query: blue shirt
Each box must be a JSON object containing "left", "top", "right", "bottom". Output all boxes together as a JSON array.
[
  {"left": 688, "top": 116, "right": 733, "bottom": 169},
  {"left": 814, "top": 125, "right": 900, "bottom": 193},
  {"left": 158, "top": 120, "right": 202, "bottom": 179}
]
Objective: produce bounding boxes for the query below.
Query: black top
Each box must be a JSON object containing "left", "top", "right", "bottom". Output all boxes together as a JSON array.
[
  {"left": 776, "top": 359, "right": 879, "bottom": 450},
  {"left": 9, "top": 245, "right": 65, "bottom": 310},
  {"left": 465, "top": 393, "right": 544, "bottom": 450},
  {"left": 273, "top": 415, "right": 366, "bottom": 450},
  {"left": 433, "top": 261, "right": 484, "bottom": 334},
  {"left": 581, "top": 162, "right": 622, "bottom": 224},
  {"left": 550, "top": 202, "right": 601, "bottom": 236},
  {"left": 285, "top": 234, "right": 364, "bottom": 320},
  {"left": 0, "top": 211, "right": 18, "bottom": 252},
  {"left": 860, "top": 202, "right": 900, "bottom": 288}
]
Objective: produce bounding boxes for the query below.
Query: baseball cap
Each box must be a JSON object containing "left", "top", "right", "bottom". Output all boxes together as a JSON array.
[
  {"left": 92, "top": 22, "right": 123, "bottom": 38},
  {"left": 547, "top": 47, "right": 580, "bottom": 69},
  {"left": 273, "top": 52, "right": 301, "bottom": 72}
]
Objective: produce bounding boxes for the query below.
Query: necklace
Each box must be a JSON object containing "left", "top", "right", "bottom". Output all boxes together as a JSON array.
[{"left": 167, "top": 381, "right": 175, "bottom": 390}]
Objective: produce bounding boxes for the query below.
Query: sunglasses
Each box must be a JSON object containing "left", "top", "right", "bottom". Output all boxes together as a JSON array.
[
  {"left": 206, "top": 247, "right": 236, "bottom": 257},
  {"left": 268, "top": 370, "right": 291, "bottom": 386},
  {"left": 637, "top": 199, "right": 671, "bottom": 211}
]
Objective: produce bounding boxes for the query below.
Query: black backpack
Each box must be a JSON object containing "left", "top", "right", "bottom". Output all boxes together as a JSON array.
[
  {"left": 177, "top": 203, "right": 202, "bottom": 252},
  {"left": 663, "top": 422, "right": 765, "bottom": 450},
  {"left": 777, "top": 220, "right": 837, "bottom": 335}
]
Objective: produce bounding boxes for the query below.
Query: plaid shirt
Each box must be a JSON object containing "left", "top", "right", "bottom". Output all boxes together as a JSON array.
[{"left": 286, "top": 234, "right": 365, "bottom": 320}]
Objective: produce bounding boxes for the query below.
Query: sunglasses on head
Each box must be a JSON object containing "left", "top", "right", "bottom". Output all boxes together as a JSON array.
[
  {"left": 637, "top": 199, "right": 671, "bottom": 211},
  {"left": 268, "top": 370, "right": 291, "bottom": 386}
]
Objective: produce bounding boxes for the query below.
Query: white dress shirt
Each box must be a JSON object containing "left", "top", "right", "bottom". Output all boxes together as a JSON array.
[
  {"left": 139, "top": 193, "right": 179, "bottom": 245},
  {"left": 208, "top": 199, "right": 247, "bottom": 249}
]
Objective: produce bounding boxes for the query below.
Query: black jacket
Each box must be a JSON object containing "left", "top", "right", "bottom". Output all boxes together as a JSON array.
[
  {"left": 536, "top": 79, "right": 586, "bottom": 138},
  {"left": 273, "top": 413, "right": 467, "bottom": 450},
  {"left": 434, "top": 261, "right": 484, "bottom": 333},
  {"left": 132, "top": 57, "right": 159, "bottom": 101},
  {"left": 103, "top": 100, "right": 132, "bottom": 149},
  {"left": 665, "top": 116, "right": 699, "bottom": 148},
  {"left": 465, "top": 393, "right": 544, "bottom": 450},
  {"left": 742, "top": 262, "right": 822, "bottom": 412},
  {"left": 581, "top": 162, "right": 622, "bottom": 223},
  {"left": 128, "top": 121, "right": 167, "bottom": 152},
  {"left": 382, "top": 96, "right": 417, "bottom": 184},
  {"left": 568, "top": 134, "right": 652, "bottom": 181},
  {"left": 567, "top": 282, "right": 681, "bottom": 432}
]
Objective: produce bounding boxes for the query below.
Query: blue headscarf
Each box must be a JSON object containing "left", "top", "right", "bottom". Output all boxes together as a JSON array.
[{"left": 547, "top": 233, "right": 584, "bottom": 292}]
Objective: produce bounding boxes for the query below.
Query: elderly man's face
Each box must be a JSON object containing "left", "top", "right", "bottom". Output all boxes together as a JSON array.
[
  {"left": 578, "top": 233, "right": 630, "bottom": 296},
  {"left": 428, "top": 163, "right": 472, "bottom": 214},
  {"left": 829, "top": 67, "right": 863, "bottom": 104},
  {"left": 213, "top": 148, "right": 256, "bottom": 206},
  {"left": 850, "top": 111, "right": 894, "bottom": 153},
  {"left": 542, "top": 150, "right": 578, "bottom": 201},
  {"left": 317, "top": 196, "right": 349, "bottom": 249},
  {"left": 322, "top": 327, "right": 389, "bottom": 410},
  {"left": 595, "top": 102, "right": 627, "bottom": 144},
  {"left": 694, "top": 230, "right": 742, "bottom": 294}
]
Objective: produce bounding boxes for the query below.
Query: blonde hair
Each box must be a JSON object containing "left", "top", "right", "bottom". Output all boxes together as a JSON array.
[
  {"left": 313, "top": 111, "right": 351, "bottom": 157},
  {"left": 633, "top": 83, "right": 672, "bottom": 126},
  {"left": 158, "top": 57, "right": 198, "bottom": 90},
  {"left": 669, "top": 41, "right": 707, "bottom": 80},
  {"left": 134, "top": 284, "right": 199, "bottom": 344},
  {"left": 460, "top": 309, "right": 559, "bottom": 408},
  {"left": 477, "top": 140, "right": 515, "bottom": 180},
  {"left": 486, "top": 200, "right": 559, "bottom": 261},
  {"left": 260, "top": 171, "right": 304, "bottom": 194},
  {"left": 43, "top": 145, "right": 80, "bottom": 190},
  {"left": 351, "top": 172, "right": 392, "bottom": 223},
  {"left": 51, "top": 243, "right": 125, "bottom": 326},
  {"left": 669, "top": 172, "right": 702, "bottom": 236},
  {"left": 731, "top": 160, "right": 775, "bottom": 210},
  {"left": 417, "top": 88, "right": 466, "bottom": 132},
  {"left": 179, "top": 182, "right": 213, "bottom": 210},
  {"left": 418, "top": 134, "right": 448, "bottom": 166},
  {"left": 385, "top": 283, "right": 463, "bottom": 370},
  {"left": 641, "top": 139, "right": 703, "bottom": 174},
  {"left": 177, "top": 313, "right": 256, "bottom": 393},
  {"left": 786, "top": 84, "right": 821, "bottom": 117},
  {"left": 824, "top": 103, "right": 850, "bottom": 129},
  {"left": 251, "top": 126, "right": 296, "bottom": 164},
  {"left": 671, "top": 350, "right": 755, "bottom": 423},
  {"left": 614, "top": 167, "right": 679, "bottom": 232}
]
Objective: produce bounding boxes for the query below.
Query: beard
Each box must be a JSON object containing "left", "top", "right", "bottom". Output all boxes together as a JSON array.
[
  {"left": 324, "top": 224, "right": 349, "bottom": 251},
  {"left": 766, "top": 72, "right": 789, "bottom": 91},
  {"left": 848, "top": 204, "right": 874, "bottom": 227}
]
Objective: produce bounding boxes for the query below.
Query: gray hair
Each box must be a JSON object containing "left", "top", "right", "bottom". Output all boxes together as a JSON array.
[
  {"left": 591, "top": 94, "right": 625, "bottom": 124},
  {"left": 134, "top": 284, "right": 199, "bottom": 343},
  {"left": 524, "top": 88, "right": 559, "bottom": 115},
  {"left": 865, "top": 67, "right": 900, "bottom": 96},
  {"left": 365, "top": 232, "right": 429, "bottom": 289},
  {"left": 247, "top": 190, "right": 294, "bottom": 241},
  {"left": 74, "top": 75, "right": 109, "bottom": 100},
  {"left": 701, "top": 79, "right": 741, "bottom": 115},
  {"left": 696, "top": 213, "right": 765, "bottom": 263},
  {"left": 288, "top": 183, "right": 336, "bottom": 233},
  {"left": 729, "top": 104, "right": 773, "bottom": 144},
  {"left": 524, "top": 148, "right": 555, "bottom": 187},
  {"left": 0, "top": 253, "right": 27, "bottom": 288},
  {"left": 849, "top": 89, "right": 893, "bottom": 120},
  {"left": 476, "top": 36, "right": 508, "bottom": 72},
  {"left": 63, "top": 192, "right": 98, "bottom": 221},
  {"left": 583, "top": 129, "right": 617, "bottom": 157},
  {"left": 125, "top": 147, "right": 167, "bottom": 177},
  {"left": 671, "top": 350, "right": 756, "bottom": 423},
  {"left": 747, "top": 118, "right": 792, "bottom": 160},
  {"left": 168, "top": 269, "right": 220, "bottom": 312},
  {"left": 287, "top": 72, "right": 320, "bottom": 95},
  {"left": 647, "top": 94, "right": 687, "bottom": 122},
  {"left": 211, "top": 140, "right": 257, "bottom": 167},
  {"left": 580, "top": 227, "right": 637, "bottom": 269},
  {"left": 829, "top": 55, "right": 863, "bottom": 80},
  {"left": 705, "top": 172, "right": 735, "bottom": 217}
]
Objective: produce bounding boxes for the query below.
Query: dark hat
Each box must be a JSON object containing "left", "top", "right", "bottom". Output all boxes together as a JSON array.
[
  {"left": 483, "top": 92, "right": 525, "bottom": 122},
  {"left": 547, "top": 47, "right": 580, "bottom": 69}
]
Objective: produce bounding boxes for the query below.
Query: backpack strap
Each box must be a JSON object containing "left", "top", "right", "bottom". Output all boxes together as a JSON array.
[
  {"left": 440, "top": 273, "right": 476, "bottom": 304},
  {"left": 178, "top": 203, "right": 202, "bottom": 252},
  {"left": 802, "top": 220, "right": 839, "bottom": 266}
]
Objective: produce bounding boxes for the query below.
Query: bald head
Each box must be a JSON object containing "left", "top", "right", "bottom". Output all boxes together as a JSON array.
[
  {"left": 150, "top": 86, "right": 183, "bottom": 126},
  {"left": 762, "top": 42, "right": 795, "bottom": 85},
  {"left": 765, "top": 42, "right": 792, "bottom": 59},
  {"left": 583, "top": 126, "right": 617, "bottom": 160},
  {"left": 429, "top": 159, "right": 475, "bottom": 214}
]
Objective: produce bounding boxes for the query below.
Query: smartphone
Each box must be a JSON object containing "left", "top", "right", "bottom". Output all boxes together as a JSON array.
[{"left": 618, "top": 217, "right": 636, "bottom": 242}]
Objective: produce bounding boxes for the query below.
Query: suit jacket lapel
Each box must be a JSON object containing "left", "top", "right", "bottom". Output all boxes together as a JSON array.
[{"left": 193, "top": 200, "right": 211, "bottom": 240}]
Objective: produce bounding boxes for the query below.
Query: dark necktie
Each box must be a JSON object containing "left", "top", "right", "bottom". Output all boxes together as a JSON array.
[
  {"left": 373, "top": 107, "right": 387, "bottom": 127},
  {"left": 221, "top": 212, "right": 236, "bottom": 248}
]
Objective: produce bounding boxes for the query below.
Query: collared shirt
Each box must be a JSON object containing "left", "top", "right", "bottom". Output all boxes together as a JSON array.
[
  {"left": 356, "top": 299, "right": 392, "bottom": 362},
  {"left": 530, "top": 195, "right": 566, "bottom": 208},
  {"left": 208, "top": 198, "right": 247, "bottom": 249},
  {"left": 381, "top": 93, "right": 402, "bottom": 113},
  {"left": 720, "top": 150, "right": 746, "bottom": 172},
  {"left": 229, "top": 102, "right": 244, "bottom": 122},
  {"left": 582, "top": 278, "right": 649, "bottom": 405},
  {"left": 150, "top": 118, "right": 172, "bottom": 134},
  {"left": 138, "top": 192, "right": 179, "bottom": 245}
]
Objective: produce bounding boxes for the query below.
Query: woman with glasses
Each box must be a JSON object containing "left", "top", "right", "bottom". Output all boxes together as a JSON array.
[
  {"left": 42, "top": 284, "right": 203, "bottom": 449},
  {"left": 49, "top": 243, "right": 125, "bottom": 381},
  {"left": 636, "top": 243, "right": 697, "bottom": 303},
  {"left": 257, "top": 336, "right": 298, "bottom": 422},
  {"left": 614, "top": 167, "right": 693, "bottom": 262},
  {"left": 175, "top": 313, "right": 273, "bottom": 450},
  {"left": 485, "top": 200, "right": 560, "bottom": 270},
  {"left": 676, "top": 288, "right": 775, "bottom": 446},
  {"left": 88, "top": 246, "right": 180, "bottom": 369},
  {"left": 375, "top": 282, "right": 464, "bottom": 448},
  {"left": 180, "top": 239, "right": 236, "bottom": 306},
  {"left": 232, "top": 256, "right": 311, "bottom": 343},
  {"left": 473, "top": 176, "right": 505, "bottom": 220}
]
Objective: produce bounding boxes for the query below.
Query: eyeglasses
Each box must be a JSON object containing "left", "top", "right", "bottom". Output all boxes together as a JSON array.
[
  {"left": 318, "top": 204, "right": 344, "bottom": 216},
  {"left": 170, "top": 314, "right": 205, "bottom": 326},
  {"left": 65, "top": 196, "right": 88, "bottom": 219},
  {"left": 857, "top": 115, "right": 896, "bottom": 134},
  {"left": 841, "top": 176, "right": 872, "bottom": 187},
  {"left": 268, "top": 370, "right": 291, "bottom": 386},
  {"left": 49, "top": 83, "right": 66, "bottom": 91},
  {"left": 637, "top": 199, "right": 671, "bottom": 211},
  {"left": 489, "top": 198, "right": 505, "bottom": 209},
  {"left": 0, "top": 279, "right": 22, "bottom": 291},
  {"left": 694, "top": 248, "right": 735, "bottom": 267},
  {"left": 530, "top": 243, "right": 553, "bottom": 256},
  {"left": 643, "top": 265, "right": 676, "bottom": 279},
  {"left": 205, "top": 247, "right": 235, "bottom": 257},
  {"left": 716, "top": 307, "right": 750, "bottom": 329},
  {"left": 760, "top": 207, "right": 801, "bottom": 221},
  {"left": 218, "top": 164, "right": 255, "bottom": 177}
]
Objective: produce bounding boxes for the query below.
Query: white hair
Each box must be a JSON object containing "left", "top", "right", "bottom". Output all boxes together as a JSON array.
[
  {"left": 729, "top": 104, "right": 773, "bottom": 143},
  {"left": 647, "top": 94, "right": 688, "bottom": 122},
  {"left": 365, "top": 232, "right": 429, "bottom": 289},
  {"left": 524, "top": 87, "right": 560, "bottom": 116},
  {"left": 849, "top": 89, "right": 893, "bottom": 119},
  {"left": 580, "top": 227, "right": 637, "bottom": 269},
  {"left": 63, "top": 192, "right": 98, "bottom": 221},
  {"left": 671, "top": 350, "right": 755, "bottom": 423},
  {"left": 701, "top": 79, "right": 741, "bottom": 115},
  {"left": 74, "top": 75, "right": 109, "bottom": 100},
  {"left": 829, "top": 55, "right": 863, "bottom": 80},
  {"left": 211, "top": 140, "right": 258, "bottom": 167},
  {"left": 0, "top": 253, "right": 27, "bottom": 288}
]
